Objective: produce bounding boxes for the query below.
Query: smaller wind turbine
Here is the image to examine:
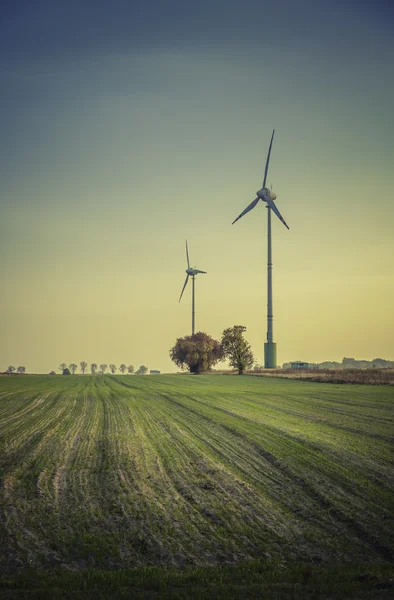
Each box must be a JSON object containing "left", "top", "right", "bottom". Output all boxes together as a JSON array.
[{"left": 179, "top": 240, "right": 206, "bottom": 335}]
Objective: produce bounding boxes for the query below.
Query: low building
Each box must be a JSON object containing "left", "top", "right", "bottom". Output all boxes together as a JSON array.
[
  {"left": 149, "top": 370, "right": 161, "bottom": 375},
  {"left": 290, "top": 361, "right": 309, "bottom": 370}
]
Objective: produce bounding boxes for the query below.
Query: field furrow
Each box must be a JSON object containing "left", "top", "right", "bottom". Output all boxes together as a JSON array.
[{"left": 0, "top": 374, "right": 393, "bottom": 573}]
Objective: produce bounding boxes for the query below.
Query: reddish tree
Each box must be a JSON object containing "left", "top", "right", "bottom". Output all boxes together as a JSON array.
[{"left": 170, "top": 332, "right": 223, "bottom": 374}]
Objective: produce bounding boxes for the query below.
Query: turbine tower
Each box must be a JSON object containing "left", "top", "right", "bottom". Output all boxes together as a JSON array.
[
  {"left": 232, "top": 130, "right": 289, "bottom": 368},
  {"left": 179, "top": 240, "right": 207, "bottom": 335}
]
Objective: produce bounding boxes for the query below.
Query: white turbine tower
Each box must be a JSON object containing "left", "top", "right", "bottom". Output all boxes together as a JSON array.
[
  {"left": 232, "top": 129, "right": 289, "bottom": 369},
  {"left": 179, "top": 240, "right": 207, "bottom": 335}
]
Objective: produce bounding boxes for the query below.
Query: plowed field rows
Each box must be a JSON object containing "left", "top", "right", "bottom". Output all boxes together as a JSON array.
[{"left": 0, "top": 374, "right": 393, "bottom": 573}]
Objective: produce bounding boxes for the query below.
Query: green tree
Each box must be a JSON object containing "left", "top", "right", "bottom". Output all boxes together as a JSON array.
[
  {"left": 127, "top": 364, "right": 134, "bottom": 375},
  {"left": 99, "top": 364, "right": 107, "bottom": 375},
  {"left": 90, "top": 363, "right": 98, "bottom": 374},
  {"left": 7, "top": 366, "right": 16, "bottom": 373},
  {"left": 69, "top": 363, "right": 77, "bottom": 374},
  {"left": 119, "top": 364, "right": 127, "bottom": 374},
  {"left": 221, "top": 325, "right": 254, "bottom": 375},
  {"left": 80, "top": 361, "right": 88, "bottom": 374},
  {"left": 170, "top": 332, "right": 223, "bottom": 374},
  {"left": 135, "top": 365, "right": 148, "bottom": 375},
  {"left": 62, "top": 368, "right": 71, "bottom": 375},
  {"left": 59, "top": 363, "right": 67, "bottom": 373},
  {"left": 17, "top": 366, "right": 26, "bottom": 374},
  {"left": 109, "top": 364, "right": 117, "bottom": 374}
]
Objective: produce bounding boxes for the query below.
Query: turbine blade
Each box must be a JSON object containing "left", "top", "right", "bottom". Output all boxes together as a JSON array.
[
  {"left": 262, "top": 129, "right": 275, "bottom": 189},
  {"left": 194, "top": 269, "right": 207, "bottom": 274},
  {"left": 179, "top": 274, "right": 189, "bottom": 302},
  {"left": 186, "top": 240, "right": 190, "bottom": 268},
  {"left": 265, "top": 197, "right": 290, "bottom": 230},
  {"left": 232, "top": 198, "right": 259, "bottom": 225}
]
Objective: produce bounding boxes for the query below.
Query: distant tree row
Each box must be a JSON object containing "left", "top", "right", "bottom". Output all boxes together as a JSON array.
[
  {"left": 5, "top": 366, "right": 26, "bottom": 374},
  {"left": 281, "top": 357, "right": 394, "bottom": 370},
  {"left": 57, "top": 362, "right": 134, "bottom": 375},
  {"left": 55, "top": 362, "right": 149, "bottom": 375}
]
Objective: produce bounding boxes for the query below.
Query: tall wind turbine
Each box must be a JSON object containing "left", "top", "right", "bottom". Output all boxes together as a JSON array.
[
  {"left": 232, "top": 129, "right": 289, "bottom": 369},
  {"left": 179, "top": 240, "right": 207, "bottom": 335}
]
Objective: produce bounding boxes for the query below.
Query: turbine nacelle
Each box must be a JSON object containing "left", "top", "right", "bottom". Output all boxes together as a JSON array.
[
  {"left": 186, "top": 267, "right": 206, "bottom": 276},
  {"left": 257, "top": 187, "right": 276, "bottom": 201}
]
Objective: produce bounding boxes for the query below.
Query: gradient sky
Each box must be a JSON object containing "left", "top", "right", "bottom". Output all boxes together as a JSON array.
[{"left": 1, "top": 0, "right": 393, "bottom": 373}]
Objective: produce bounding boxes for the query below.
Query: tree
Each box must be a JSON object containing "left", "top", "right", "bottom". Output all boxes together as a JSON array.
[
  {"left": 109, "top": 364, "right": 117, "bottom": 374},
  {"left": 49, "top": 371, "right": 56, "bottom": 376},
  {"left": 135, "top": 365, "right": 148, "bottom": 375},
  {"left": 91, "top": 363, "right": 98, "bottom": 374},
  {"left": 17, "top": 366, "right": 26, "bottom": 374},
  {"left": 100, "top": 364, "right": 107, "bottom": 375},
  {"left": 221, "top": 325, "right": 254, "bottom": 375},
  {"left": 69, "top": 363, "right": 77, "bottom": 374},
  {"left": 119, "top": 364, "right": 127, "bottom": 374},
  {"left": 127, "top": 364, "right": 134, "bottom": 375},
  {"left": 371, "top": 358, "right": 389, "bottom": 368},
  {"left": 170, "top": 332, "right": 223, "bottom": 374},
  {"left": 342, "top": 357, "right": 357, "bottom": 369},
  {"left": 80, "top": 361, "right": 88, "bottom": 375},
  {"left": 62, "top": 368, "right": 71, "bottom": 375},
  {"left": 59, "top": 363, "right": 67, "bottom": 373},
  {"left": 6, "top": 366, "right": 16, "bottom": 373}
]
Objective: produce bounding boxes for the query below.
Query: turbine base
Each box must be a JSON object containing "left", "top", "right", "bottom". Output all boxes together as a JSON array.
[{"left": 264, "top": 342, "right": 277, "bottom": 369}]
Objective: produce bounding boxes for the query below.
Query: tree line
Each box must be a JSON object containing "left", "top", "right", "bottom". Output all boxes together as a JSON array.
[
  {"left": 6, "top": 325, "right": 254, "bottom": 377},
  {"left": 5, "top": 366, "right": 26, "bottom": 374},
  {"left": 281, "top": 357, "right": 394, "bottom": 370},
  {"left": 56, "top": 363, "right": 149, "bottom": 375}
]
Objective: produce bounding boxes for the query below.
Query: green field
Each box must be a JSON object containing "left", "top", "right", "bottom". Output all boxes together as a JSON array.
[{"left": 0, "top": 374, "right": 393, "bottom": 598}]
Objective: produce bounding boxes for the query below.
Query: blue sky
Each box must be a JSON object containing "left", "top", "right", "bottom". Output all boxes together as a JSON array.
[{"left": 1, "top": 0, "right": 393, "bottom": 372}]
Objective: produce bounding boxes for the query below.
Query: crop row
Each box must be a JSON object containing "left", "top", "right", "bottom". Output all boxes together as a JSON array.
[{"left": 0, "top": 374, "right": 393, "bottom": 572}]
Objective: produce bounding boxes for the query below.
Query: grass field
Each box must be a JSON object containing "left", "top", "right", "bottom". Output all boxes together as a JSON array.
[{"left": 0, "top": 374, "right": 393, "bottom": 597}]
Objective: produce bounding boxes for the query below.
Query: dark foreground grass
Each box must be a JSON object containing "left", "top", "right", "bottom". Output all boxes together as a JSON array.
[
  {"left": 1, "top": 374, "right": 393, "bottom": 597},
  {"left": 2, "top": 561, "right": 394, "bottom": 599}
]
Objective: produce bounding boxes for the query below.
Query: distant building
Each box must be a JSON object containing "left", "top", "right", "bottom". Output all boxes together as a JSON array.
[
  {"left": 149, "top": 370, "right": 161, "bottom": 375},
  {"left": 290, "top": 361, "right": 309, "bottom": 370}
]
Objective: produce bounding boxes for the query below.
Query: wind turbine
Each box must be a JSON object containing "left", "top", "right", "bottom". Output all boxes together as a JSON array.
[
  {"left": 179, "top": 240, "right": 207, "bottom": 335},
  {"left": 232, "top": 129, "right": 289, "bottom": 369}
]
